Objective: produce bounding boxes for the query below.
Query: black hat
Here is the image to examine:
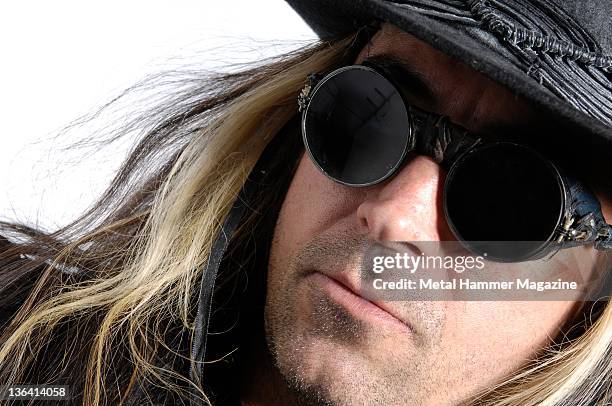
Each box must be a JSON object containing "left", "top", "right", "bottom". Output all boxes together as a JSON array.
[{"left": 285, "top": 0, "right": 612, "bottom": 151}]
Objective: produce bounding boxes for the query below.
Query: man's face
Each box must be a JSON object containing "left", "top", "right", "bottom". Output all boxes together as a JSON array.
[{"left": 264, "top": 24, "right": 611, "bottom": 405}]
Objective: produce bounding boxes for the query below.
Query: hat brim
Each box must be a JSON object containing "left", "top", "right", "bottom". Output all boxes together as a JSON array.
[{"left": 286, "top": 0, "right": 612, "bottom": 158}]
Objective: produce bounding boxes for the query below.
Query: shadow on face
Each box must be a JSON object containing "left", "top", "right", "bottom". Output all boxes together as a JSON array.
[{"left": 263, "top": 23, "right": 608, "bottom": 405}]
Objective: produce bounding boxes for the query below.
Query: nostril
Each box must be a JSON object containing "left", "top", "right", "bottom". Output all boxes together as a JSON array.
[
  {"left": 356, "top": 201, "right": 373, "bottom": 233},
  {"left": 360, "top": 216, "right": 369, "bottom": 230}
]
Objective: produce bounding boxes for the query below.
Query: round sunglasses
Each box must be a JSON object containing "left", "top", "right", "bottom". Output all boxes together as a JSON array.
[{"left": 298, "top": 64, "right": 612, "bottom": 262}]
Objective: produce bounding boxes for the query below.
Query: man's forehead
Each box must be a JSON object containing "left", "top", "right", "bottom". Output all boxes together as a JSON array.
[{"left": 355, "top": 23, "right": 540, "bottom": 135}]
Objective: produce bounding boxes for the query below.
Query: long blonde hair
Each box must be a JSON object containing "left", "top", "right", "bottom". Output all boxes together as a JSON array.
[{"left": 0, "top": 29, "right": 609, "bottom": 405}]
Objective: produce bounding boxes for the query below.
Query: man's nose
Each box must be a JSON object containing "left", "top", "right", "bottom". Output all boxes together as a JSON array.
[{"left": 356, "top": 155, "right": 453, "bottom": 241}]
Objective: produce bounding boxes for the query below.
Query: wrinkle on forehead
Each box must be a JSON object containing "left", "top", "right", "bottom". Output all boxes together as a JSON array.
[{"left": 355, "top": 23, "right": 537, "bottom": 133}]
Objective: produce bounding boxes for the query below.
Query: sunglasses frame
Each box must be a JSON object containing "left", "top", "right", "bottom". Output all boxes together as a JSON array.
[
  {"left": 443, "top": 142, "right": 568, "bottom": 261},
  {"left": 298, "top": 64, "right": 612, "bottom": 260},
  {"left": 300, "top": 64, "right": 415, "bottom": 188}
]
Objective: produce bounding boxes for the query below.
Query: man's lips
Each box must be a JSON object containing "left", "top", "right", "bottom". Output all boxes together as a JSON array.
[{"left": 306, "top": 270, "right": 414, "bottom": 334}]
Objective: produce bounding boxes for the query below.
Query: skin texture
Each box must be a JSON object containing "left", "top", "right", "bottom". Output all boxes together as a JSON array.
[{"left": 243, "top": 24, "right": 612, "bottom": 405}]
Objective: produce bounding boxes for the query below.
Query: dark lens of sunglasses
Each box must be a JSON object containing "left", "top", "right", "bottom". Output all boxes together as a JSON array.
[
  {"left": 303, "top": 66, "right": 411, "bottom": 186},
  {"left": 444, "top": 143, "right": 564, "bottom": 261}
]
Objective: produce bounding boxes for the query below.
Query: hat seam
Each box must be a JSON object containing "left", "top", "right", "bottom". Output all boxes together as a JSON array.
[{"left": 467, "top": 0, "right": 612, "bottom": 71}]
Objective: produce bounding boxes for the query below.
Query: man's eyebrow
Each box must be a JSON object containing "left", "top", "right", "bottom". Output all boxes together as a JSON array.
[
  {"left": 361, "top": 54, "right": 540, "bottom": 142},
  {"left": 362, "top": 54, "right": 531, "bottom": 138},
  {"left": 361, "top": 54, "right": 437, "bottom": 107}
]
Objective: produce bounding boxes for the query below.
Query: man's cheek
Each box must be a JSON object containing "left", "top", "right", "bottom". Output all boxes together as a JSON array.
[{"left": 278, "top": 157, "right": 337, "bottom": 243}]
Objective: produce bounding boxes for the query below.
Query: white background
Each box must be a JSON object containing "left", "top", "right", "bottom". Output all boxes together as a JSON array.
[{"left": 0, "top": 1, "right": 316, "bottom": 231}]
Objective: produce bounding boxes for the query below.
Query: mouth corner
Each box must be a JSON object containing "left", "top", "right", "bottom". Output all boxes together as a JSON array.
[{"left": 308, "top": 270, "right": 414, "bottom": 334}]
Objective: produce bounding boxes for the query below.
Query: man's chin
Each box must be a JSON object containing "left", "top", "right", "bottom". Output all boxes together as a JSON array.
[
  {"left": 267, "top": 333, "right": 373, "bottom": 406},
  {"left": 264, "top": 301, "right": 415, "bottom": 406},
  {"left": 263, "top": 267, "right": 423, "bottom": 405}
]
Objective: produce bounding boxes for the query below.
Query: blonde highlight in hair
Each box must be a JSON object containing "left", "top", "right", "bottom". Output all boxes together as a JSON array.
[{"left": 0, "top": 35, "right": 357, "bottom": 405}]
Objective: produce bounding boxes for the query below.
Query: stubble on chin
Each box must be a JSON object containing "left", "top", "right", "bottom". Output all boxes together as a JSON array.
[
  {"left": 263, "top": 233, "right": 367, "bottom": 405},
  {"left": 262, "top": 233, "right": 437, "bottom": 405}
]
